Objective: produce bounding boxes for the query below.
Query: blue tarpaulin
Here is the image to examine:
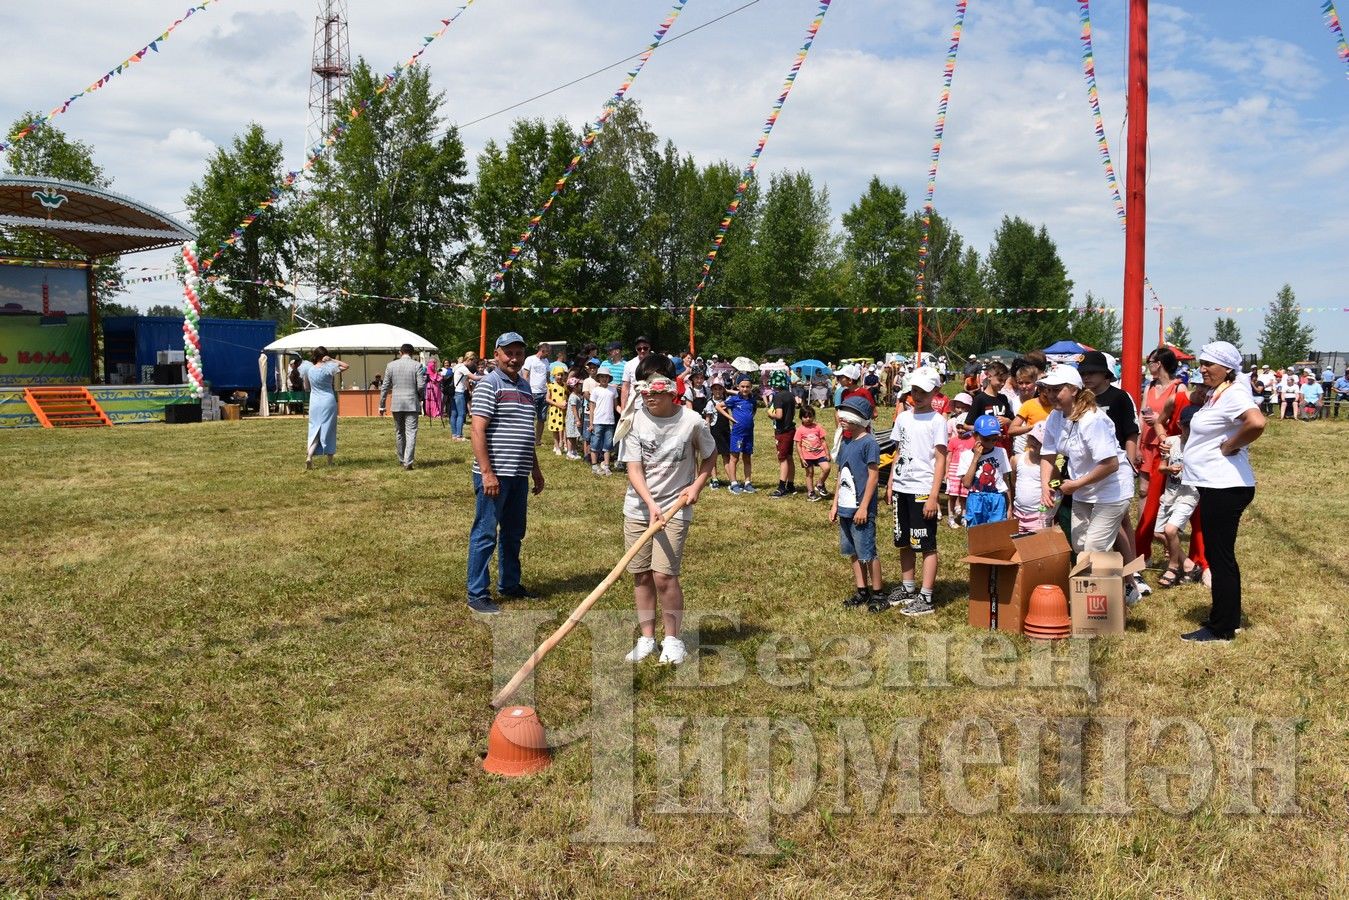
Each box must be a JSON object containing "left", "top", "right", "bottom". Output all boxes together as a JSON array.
[{"left": 103, "top": 316, "right": 277, "bottom": 393}]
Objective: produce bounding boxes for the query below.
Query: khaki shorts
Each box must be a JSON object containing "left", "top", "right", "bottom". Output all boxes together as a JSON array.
[{"left": 624, "top": 516, "right": 689, "bottom": 576}]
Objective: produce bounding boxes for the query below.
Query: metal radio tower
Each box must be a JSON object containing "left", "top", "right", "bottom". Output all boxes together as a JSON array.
[{"left": 307, "top": 0, "right": 351, "bottom": 153}]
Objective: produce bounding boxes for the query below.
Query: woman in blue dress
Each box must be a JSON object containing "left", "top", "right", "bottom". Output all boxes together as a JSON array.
[{"left": 302, "top": 346, "right": 348, "bottom": 468}]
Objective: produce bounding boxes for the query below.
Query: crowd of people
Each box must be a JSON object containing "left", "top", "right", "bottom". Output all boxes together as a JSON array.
[{"left": 300, "top": 331, "right": 1277, "bottom": 653}]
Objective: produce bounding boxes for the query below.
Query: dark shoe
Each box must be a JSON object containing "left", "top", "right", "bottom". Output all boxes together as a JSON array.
[
  {"left": 1157, "top": 567, "right": 1182, "bottom": 589},
  {"left": 1200, "top": 620, "right": 1243, "bottom": 634},
  {"left": 404, "top": 462, "right": 414, "bottom": 471},
  {"left": 866, "top": 592, "right": 890, "bottom": 613},
  {"left": 901, "top": 596, "right": 936, "bottom": 617},
  {"left": 1182, "top": 565, "right": 1204, "bottom": 584},
  {"left": 467, "top": 596, "right": 501, "bottom": 615},
  {"left": 500, "top": 586, "right": 540, "bottom": 600},
  {"left": 769, "top": 487, "right": 790, "bottom": 499},
  {"left": 1180, "top": 626, "right": 1233, "bottom": 643},
  {"left": 842, "top": 588, "right": 870, "bottom": 608}
]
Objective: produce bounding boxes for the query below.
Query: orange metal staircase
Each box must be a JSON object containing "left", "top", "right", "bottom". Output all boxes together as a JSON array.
[{"left": 23, "top": 386, "right": 113, "bottom": 428}]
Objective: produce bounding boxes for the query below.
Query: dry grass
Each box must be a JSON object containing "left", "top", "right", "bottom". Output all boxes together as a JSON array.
[{"left": 1, "top": 410, "right": 1347, "bottom": 897}]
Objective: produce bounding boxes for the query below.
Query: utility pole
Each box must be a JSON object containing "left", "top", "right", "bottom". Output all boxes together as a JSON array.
[{"left": 1121, "top": 0, "right": 1148, "bottom": 402}]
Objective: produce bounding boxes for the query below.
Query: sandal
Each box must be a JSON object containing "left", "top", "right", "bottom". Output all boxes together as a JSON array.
[
  {"left": 1157, "top": 567, "right": 1182, "bottom": 589},
  {"left": 1181, "top": 565, "right": 1203, "bottom": 583}
]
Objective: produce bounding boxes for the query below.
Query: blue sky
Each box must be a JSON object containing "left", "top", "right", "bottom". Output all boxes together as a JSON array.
[{"left": 3, "top": 0, "right": 1346, "bottom": 351}]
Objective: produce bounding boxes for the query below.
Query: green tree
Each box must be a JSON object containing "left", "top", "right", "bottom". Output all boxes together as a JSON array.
[
  {"left": 310, "top": 59, "right": 472, "bottom": 336},
  {"left": 185, "top": 123, "right": 298, "bottom": 319},
  {"left": 722, "top": 170, "right": 838, "bottom": 358},
  {"left": 1212, "top": 315, "right": 1242, "bottom": 349},
  {"left": 1165, "top": 315, "right": 1192, "bottom": 352},
  {"left": 841, "top": 177, "right": 917, "bottom": 355},
  {"left": 1258, "top": 284, "right": 1314, "bottom": 367},
  {"left": 1068, "top": 293, "right": 1122, "bottom": 351},
  {"left": 981, "top": 216, "right": 1073, "bottom": 352},
  {"left": 0, "top": 113, "right": 124, "bottom": 299}
]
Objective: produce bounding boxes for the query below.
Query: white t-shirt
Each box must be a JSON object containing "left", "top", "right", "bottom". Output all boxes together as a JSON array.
[
  {"left": 1182, "top": 380, "right": 1258, "bottom": 489},
  {"left": 589, "top": 385, "right": 617, "bottom": 425},
  {"left": 621, "top": 406, "right": 715, "bottom": 523},
  {"left": 1040, "top": 408, "right": 1134, "bottom": 504},
  {"left": 452, "top": 363, "right": 473, "bottom": 394},
  {"left": 622, "top": 356, "right": 645, "bottom": 410},
  {"left": 889, "top": 409, "right": 948, "bottom": 495},
  {"left": 958, "top": 446, "right": 1012, "bottom": 494},
  {"left": 521, "top": 354, "right": 550, "bottom": 395},
  {"left": 1013, "top": 449, "right": 1043, "bottom": 510},
  {"left": 582, "top": 376, "right": 599, "bottom": 404}
]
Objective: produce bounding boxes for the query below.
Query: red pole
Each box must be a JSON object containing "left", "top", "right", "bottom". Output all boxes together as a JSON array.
[
  {"left": 1121, "top": 0, "right": 1148, "bottom": 402},
  {"left": 916, "top": 306, "right": 924, "bottom": 366}
]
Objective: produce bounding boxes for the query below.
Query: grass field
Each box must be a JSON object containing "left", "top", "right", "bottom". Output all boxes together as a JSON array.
[{"left": 3, "top": 409, "right": 1348, "bottom": 896}]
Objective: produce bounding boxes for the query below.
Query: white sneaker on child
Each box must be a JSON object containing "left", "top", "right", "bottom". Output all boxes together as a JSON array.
[
  {"left": 658, "top": 636, "right": 688, "bottom": 665},
  {"left": 625, "top": 636, "right": 657, "bottom": 663}
]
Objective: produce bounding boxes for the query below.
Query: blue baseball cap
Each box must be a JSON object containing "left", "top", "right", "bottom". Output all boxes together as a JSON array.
[
  {"left": 973, "top": 414, "right": 1002, "bottom": 437},
  {"left": 587, "top": 357, "right": 601, "bottom": 366},
  {"left": 495, "top": 331, "right": 526, "bottom": 348},
  {"left": 838, "top": 395, "right": 873, "bottom": 421}
]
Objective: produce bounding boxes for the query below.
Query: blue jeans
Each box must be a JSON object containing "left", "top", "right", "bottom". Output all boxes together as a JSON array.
[
  {"left": 466, "top": 473, "right": 529, "bottom": 601},
  {"left": 451, "top": 392, "right": 467, "bottom": 437},
  {"left": 838, "top": 514, "right": 877, "bottom": 562}
]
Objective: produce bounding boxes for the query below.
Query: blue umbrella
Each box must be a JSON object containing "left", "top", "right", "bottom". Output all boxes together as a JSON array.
[{"left": 790, "top": 358, "right": 830, "bottom": 377}]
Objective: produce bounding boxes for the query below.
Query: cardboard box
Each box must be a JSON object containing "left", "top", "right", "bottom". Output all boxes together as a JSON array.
[
  {"left": 963, "top": 519, "right": 1072, "bottom": 634},
  {"left": 1069, "top": 552, "right": 1146, "bottom": 637}
]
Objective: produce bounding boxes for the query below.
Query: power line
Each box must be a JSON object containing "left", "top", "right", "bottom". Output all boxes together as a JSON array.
[{"left": 444, "top": 0, "right": 763, "bottom": 134}]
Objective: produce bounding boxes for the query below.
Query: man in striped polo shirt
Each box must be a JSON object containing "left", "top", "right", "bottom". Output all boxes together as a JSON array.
[{"left": 467, "top": 332, "right": 546, "bottom": 614}]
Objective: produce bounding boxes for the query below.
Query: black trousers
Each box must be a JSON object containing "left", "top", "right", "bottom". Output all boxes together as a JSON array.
[{"left": 1197, "top": 486, "right": 1255, "bottom": 636}]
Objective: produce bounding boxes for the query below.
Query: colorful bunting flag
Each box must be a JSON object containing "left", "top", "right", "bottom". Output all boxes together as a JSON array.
[
  {"left": 915, "top": 0, "right": 969, "bottom": 306},
  {"left": 0, "top": 1, "right": 220, "bottom": 153},
  {"left": 481, "top": 0, "right": 691, "bottom": 307},
  {"left": 1323, "top": 0, "right": 1349, "bottom": 78},
  {"left": 688, "top": 0, "right": 833, "bottom": 307}
]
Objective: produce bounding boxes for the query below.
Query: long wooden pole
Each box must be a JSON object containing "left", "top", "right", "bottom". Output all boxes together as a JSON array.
[
  {"left": 490, "top": 494, "right": 690, "bottom": 709},
  {"left": 479, "top": 307, "right": 487, "bottom": 359},
  {"left": 1121, "top": 0, "right": 1148, "bottom": 402}
]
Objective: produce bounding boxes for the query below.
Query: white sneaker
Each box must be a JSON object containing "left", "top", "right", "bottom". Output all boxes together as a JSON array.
[
  {"left": 552, "top": 446, "right": 562, "bottom": 456},
  {"left": 1125, "top": 579, "right": 1142, "bottom": 607},
  {"left": 658, "top": 636, "right": 688, "bottom": 665},
  {"left": 600, "top": 464, "right": 611, "bottom": 476},
  {"left": 1134, "top": 575, "right": 1152, "bottom": 597},
  {"left": 592, "top": 464, "right": 601, "bottom": 474},
  {"left": 625, "top": 636, "right": 657, "bottom": 663}
]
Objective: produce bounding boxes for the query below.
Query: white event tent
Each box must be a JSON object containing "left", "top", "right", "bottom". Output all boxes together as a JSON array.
[{"left": 264, "top": 323, "right": 438, "bottom": 396}]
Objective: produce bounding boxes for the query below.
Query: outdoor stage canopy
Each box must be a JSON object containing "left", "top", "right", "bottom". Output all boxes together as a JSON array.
[{"left": 263, "top": 323, "right": 437, "bottom": 354}]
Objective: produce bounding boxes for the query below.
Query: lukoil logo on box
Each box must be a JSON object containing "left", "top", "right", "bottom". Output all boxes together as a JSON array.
[{"left": 1086, "top": 594, "right": 1108, "bottom": 616}]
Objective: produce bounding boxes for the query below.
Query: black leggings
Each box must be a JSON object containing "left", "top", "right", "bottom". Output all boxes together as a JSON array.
[{"left": 1197, "top": 486, "right": 1255, "bottom": 636}]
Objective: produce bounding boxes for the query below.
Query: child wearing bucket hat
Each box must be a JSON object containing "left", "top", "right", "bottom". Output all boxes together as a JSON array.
[
  {"left": 959, "top": 414, "right": 1013, "bottom": 526},
  {"left": 831, "top": 395, "right": 883, "bottom": 609},
  {"left": 588, "top": 367, "right": 618, "bottom": 475}
]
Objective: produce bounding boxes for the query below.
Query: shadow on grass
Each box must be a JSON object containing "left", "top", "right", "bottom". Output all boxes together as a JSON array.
[{"left": 1248, "top": 505, "right": 1349, "bottom": 583}]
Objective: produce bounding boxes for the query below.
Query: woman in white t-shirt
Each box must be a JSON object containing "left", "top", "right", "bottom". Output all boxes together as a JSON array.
[
  {"left": 1178, "top": 341, "right": 1265, "bottom": 643},
  {"left": 450, "top": 351, "right": 478, "bottom": 441},
  {"left": 1038, "top": 365, "right": 1136, "bottom": 557}
]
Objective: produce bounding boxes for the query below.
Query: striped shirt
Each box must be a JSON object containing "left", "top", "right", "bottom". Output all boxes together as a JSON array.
[
  {"left": 603, "top": 357, "right": 626, "bottom": 383},
  {"left": 471, "top": 369, "right": 537, "bottom": 477}
]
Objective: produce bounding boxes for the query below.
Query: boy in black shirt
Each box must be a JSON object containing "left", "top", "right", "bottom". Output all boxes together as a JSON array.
[
  {"left": 967, "top": 361, "right": 1013, "bottom": 449},
  {"left": 769, "top": 370, "right": 798, "bottom": 498}
]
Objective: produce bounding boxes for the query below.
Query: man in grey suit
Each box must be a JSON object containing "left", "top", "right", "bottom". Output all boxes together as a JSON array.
[{"left": 379, "top": 343, "right": 427, "bottom": 470}]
